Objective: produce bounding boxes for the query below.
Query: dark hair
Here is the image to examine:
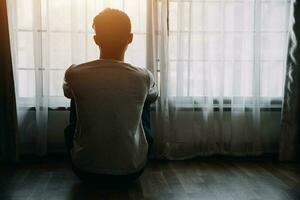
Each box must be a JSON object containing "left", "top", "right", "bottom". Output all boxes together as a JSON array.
[{"left": 93, "top": 8, "right": 131, "bottom": 38}]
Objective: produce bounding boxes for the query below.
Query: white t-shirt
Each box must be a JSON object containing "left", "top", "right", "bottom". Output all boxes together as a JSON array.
[{"left": 63, "top": 59, "right": 158, "bottom": 175}]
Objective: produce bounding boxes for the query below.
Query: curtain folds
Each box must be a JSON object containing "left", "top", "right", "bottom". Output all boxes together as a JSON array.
[
  {"left": 6, "top": 0, "right": 149, "bottom": 155},
  {"left": 6, "top": 0, "right": 292, "bottom": 159},
  {"left": 280, "top": 0, "right": 300, "bottom": 162},
  {"left": 0, "top": 0, "right": 19, "bottom": 162},
  {"left": 152, "top": 0, "right": 291, "bottom": 159}
]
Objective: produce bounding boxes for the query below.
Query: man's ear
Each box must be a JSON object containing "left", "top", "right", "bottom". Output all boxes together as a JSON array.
[
  {"left": 128, "top": 33, "right": 133, "bottom": 44},
  {"left": 94, "top": 35, "right": 100, "bottom": 46}
]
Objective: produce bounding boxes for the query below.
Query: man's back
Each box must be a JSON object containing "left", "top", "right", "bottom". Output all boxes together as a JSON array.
[{"left": 63, "top": 59, "right": 157, "bottom": 175}]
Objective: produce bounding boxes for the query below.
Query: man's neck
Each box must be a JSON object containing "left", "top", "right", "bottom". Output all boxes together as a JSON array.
[{"left": 100, "top": 50, "right": 125, "bottom": 62}]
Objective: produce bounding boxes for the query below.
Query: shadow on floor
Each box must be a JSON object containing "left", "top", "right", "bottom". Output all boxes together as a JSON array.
[{"left": 69, "top": 180, "right": 144, "bottom": 200}]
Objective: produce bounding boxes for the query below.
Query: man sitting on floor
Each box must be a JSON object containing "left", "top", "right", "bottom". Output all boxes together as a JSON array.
[{"left": 63, "top": 8, "right": 158, "bottom": 184}]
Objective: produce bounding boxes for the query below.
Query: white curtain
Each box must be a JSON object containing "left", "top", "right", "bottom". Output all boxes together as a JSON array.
[
  {"left": 152, "top": 0, "right": 292, "bottom": 159},
  {"left": 7, "top": 0, "right": 292, "bottom": 158},
  {"left": 6, "top": 0, "right": 148, "bottom": 155}
]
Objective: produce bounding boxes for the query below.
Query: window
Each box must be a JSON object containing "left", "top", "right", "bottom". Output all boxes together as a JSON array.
[
  {"left": 11, "top": 0, "right": 291, "bottom": 108},
  {"left": 13, "top": 0, "right": 147, "bottom": 107},
  {"left": 168, "top": 0, "right": 290, "bottom": 99}
]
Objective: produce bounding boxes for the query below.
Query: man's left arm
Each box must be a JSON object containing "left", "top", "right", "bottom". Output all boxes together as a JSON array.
[
  {"left": 63, "top": 65, "right": 75, "bottom": 99},
  {"left": 145, "top": 70, "right": 159, "bottom": 104}
]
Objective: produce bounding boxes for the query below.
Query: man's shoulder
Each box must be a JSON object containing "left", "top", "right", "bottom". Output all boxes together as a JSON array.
[
  {"left": 67, "top": 60, "right": 99, "bottom": 72},
  {"left": 66, "top": 60, "right": 151, "bottom": 77},
  {"left": 126, "top": 64, "right": 149, "bottom": 74}
]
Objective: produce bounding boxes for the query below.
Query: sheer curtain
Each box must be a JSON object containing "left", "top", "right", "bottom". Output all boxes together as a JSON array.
[
  {"left": 280, "top": 0, "right": 300, "bottom": 161},
  {"left": 153, "top": 0, "right": 292, "bottom": 159},
  {"left": 6, "top": 0, "right": 148, "bottom": 155},
  {"left": 7, "top": 0, "right": 292, "bottom": 158}
]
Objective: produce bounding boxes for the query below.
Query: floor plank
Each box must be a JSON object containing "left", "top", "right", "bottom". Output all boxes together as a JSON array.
[{"left": 0, "top": 158, "right": 299, "bottom": 200}]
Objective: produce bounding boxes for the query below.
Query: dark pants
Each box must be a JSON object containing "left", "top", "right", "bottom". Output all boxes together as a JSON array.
[{"left": 64, "top": 100, "right": 153, "bottom": 184}]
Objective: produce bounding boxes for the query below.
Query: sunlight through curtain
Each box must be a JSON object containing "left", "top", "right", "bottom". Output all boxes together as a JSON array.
[
  {"left": 6, "top": 0, "right": 292, "bottom": 158},
  {"left": 6, "top": 0, "right": 148, "bottom": 155},
  {"left": 153, "top": 0, "right": 292, "bottom": 159}
]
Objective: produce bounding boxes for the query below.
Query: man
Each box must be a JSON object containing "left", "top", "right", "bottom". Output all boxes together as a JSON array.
[{"left": 63, "top": 8, "right": 158, "bottom": 183}]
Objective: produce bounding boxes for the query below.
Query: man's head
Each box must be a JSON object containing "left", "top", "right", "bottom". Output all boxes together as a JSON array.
[{"left": 93, "top": 8, "right": 133, "bottom": 58}]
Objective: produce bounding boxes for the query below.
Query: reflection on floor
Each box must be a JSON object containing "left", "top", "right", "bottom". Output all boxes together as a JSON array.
[{"left": 0, "top": 156, "right": 300, "bottom": 200}]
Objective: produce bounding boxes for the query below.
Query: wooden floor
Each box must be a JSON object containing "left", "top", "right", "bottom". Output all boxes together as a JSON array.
[{"left": 0, "top": 157, "right": 300, "bottom": 200}]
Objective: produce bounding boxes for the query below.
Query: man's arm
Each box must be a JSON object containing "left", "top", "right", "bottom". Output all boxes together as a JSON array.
[
  {"left": 145, "top": 70, "right": 159, "bottom": 104},
  {"left": 63, "top": 65, "right": 75, "bottom": 99},
  {"left": 63, "top": 81, "right": 72, "bottom": 99}
]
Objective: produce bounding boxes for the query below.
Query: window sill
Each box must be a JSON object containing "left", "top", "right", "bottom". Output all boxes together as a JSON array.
[{"left": 19, "top": 96, "right": 283, "bottom": 112}]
